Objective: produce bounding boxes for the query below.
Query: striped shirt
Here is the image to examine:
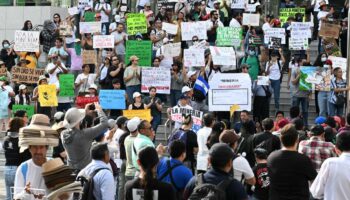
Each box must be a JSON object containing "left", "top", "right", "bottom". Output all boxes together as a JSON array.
[{"left": 329, "top": 77, "right": 346, "bottom": 104}]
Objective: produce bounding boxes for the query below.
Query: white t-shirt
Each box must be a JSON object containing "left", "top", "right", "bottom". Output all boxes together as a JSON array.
[
  {"left": 233, "top": 156, "right": 255, "bottom": 182},
  {"left": 196, "top": 126, "right": 212, "bottom": 171},
  {"left": 46, "top": 62, "right": 67, "bottom": 84},
  {"left": 95, "top": 3, "right": 111, "bottom": 23},
  {"left": 3, "top": 85, "right": 14, "bottom": 105},
  {"left": 262, "top": 22, "right": 271, "bottom": 33},
  {"left": 317, "top": 11, "right": 329, "bottom": 30},
  {"left": 75, "top": 73, "right": 97, "bottom": 92},
  {"left": 156, "top": 46, "right": 173, "bottom": 68},
  {"left": 313, "top": 0, "right": 329, "bottom": 12},
  {"left": 265, "top": 60, "right": 283, "bottom": 81},
  {"left": 229, "top": 18, "right": 241, "bottom": 28}
]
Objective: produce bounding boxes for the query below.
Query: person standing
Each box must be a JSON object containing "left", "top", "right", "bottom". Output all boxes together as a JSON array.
[
  {"left": 124, "top": 56, "right": 141, "bottom": 104},
  {"left": 328, "top": 67, "right": 350, "bottom": 116},
  {"left": 1, "top": 40, "right": 17, "bottom": 71},
  {"left": 124, "top": 117, "right": 141, "bottom": 182},
  {"left": 94, "top": 0, "right": 111, "bottom": 35},
  {"left": 143, "top": 87, "right": 163, "bottom": 133},
  {"left": 112, "top": 23, "right": 127, "bottom": 63}
]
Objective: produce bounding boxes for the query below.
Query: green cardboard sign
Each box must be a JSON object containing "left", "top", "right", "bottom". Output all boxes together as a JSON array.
[
  {"left": 59, "top": 74, "right": 75, "bottom": 97},
  {"left": 216, "top": 27, "right": 243, "bottom": 47},
  {"left": 126, "top": 40, "right": 152, "bottom": 66},
  {"left": 12, "top": 105, "right": 35, "bottom": 119}
]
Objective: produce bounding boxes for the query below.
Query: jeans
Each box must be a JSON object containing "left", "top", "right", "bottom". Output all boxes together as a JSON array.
[
  {"left": 57, "top": 103, "right": 72, "bottom": 112},
  {"left": 292, "top": 97, "right": 309, "bottom": 127},
  {"left": 318, "top": 91, "right": 329, "bottom": 117},
  {"left": 270, "top": 79, "right": 281, "bottom": 110},
  {"left": 126, "top": 85, "right": 141, "bottom": 104},
  {"left": 101, "top": 22, "right": 110, "bottom": 35},
  {"left": 5, "top": 165, "right": 17, "bottom": 200},
  {"left": 118, "top": 160, "right": 126, "bottom": 200},
  {"left": 151, "top": 114, "right": 161, "bottom": 133},
  {"left": 170, "top": 89, "right": 182, "bottom": 107},
  {"left": 328, "top": 102, "right": 344, "bottom": 117}
]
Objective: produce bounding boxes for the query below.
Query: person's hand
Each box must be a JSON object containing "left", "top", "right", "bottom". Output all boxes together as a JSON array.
[
  {"left": 94, "top": 102, "right": 102, "bottom": 111},
  {"left": 278, "top": 48, "right": 283, "bottom": 54},
  {"left": 156, "top": 143, "right": 165, "bottom": 155},
  {"left": 57, "top": 60, "right": 61, "bottom": 66}
]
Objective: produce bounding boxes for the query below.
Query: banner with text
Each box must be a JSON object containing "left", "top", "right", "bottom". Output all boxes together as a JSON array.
[
  {"left": 141, "top": 67, "right": 171, "bottom": 94},
  {"left": 231, "top": 0, "right": 245, "bottom": 9},
  {"left": 242, "top": 13, "right": 260, "bottom": 26},
  {"left": 59, "top": 74, "right": 75, "bottom": 97},
  {"left": 264, "top": 28, "right": 286, "bottom": 44},
  {"left": 12, "top": 105, "right": 35, "bottom": 119},
  {"left": 126, "top": 13, "right": 148, "bottom": 35},
  {"left": 290, "top": 22, "right": 312, "bottom": 38},
  {"left": 76, "top": 96, "right": 99, "bottom": 108},
  {"left": 82, "top": 50, "right": 97, "bottom": 64},
  {"left": 289, "top": 38, "right": 309, "bottom": 50},
  {"left": 163, "top": 42, "right": 181, "bottom": 57},
  {"left": 171, "top": 107, "right": 203, "bottom": 132},
  {"left": 99, "top": 90, "right": 126, "bottom": 109},
  {"left": 11, "top": 67, "right": 45, "bottom": 84},
  {"left": 126, "top": 40, "right": 152, "bottom": 66},
  {"left": 14, "top": 31, "right": 40, "bottom": 52},
  {"left": 123, "top": 109, "right": 151, "bottom": 122},
  {"left": 162, "top": 22, "right": 178, "bottom": 35},
  {"left": 329, "top": 56, "right": 347, "bottom": 79},
  {"left": 181, "top": 22, "right": 208, "bottom": 41},
  {"left": 38, "top": 84, "right": 58, "bottom": 107},
  {"left": 79, "top": 22, "right": 101, "bottom": 33},
  {"left": 319, "top": 21, "right": 341, "bottom": 39},
  {"left": 184, "top": 49, "right": 205, "bottom": 67},
  {"left": 216, "top": 27, "right": 242, "bottom": 47},
  {"left": 210, "top": 46, "right": 236, "bottom": 67},
  {"left": 279, "top": 8, "right": 305, "bottom": 24},
  {"left": 299, "top": 66, "right": 331, "bottom": 91},
  {"left": 93, "top": 35, "right": 114, "bottom": 49}
]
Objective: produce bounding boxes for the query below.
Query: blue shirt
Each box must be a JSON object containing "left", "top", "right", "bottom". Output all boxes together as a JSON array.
[{"left": 157, "top": 158, "right": 193, "bottom": 190}]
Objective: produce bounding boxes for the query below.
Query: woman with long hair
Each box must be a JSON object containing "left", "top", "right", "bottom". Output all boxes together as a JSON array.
[
  {"left": 125, "top": 147, "right": 176, "bottom": 200},
  {"left": 328, "top": 67, "right": 350, "bottom": 116},
  {"left": 21, "top": 20, "right": 33, "bottom": 31},
  {"left": 206, "top": 121, "right": 226, "bottom": 149},
  {"left": 53, "top": 13, "right": 61, "bottom": 28},
  {"left": 15, "top": 84, "right": 30, "bottom": 105}
]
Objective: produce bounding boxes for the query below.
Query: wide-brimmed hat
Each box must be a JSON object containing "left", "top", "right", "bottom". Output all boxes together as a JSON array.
[
  {"left": 42, "top": 158, "right": 68, "bottom": 175},
  {"left": 24, "top": 114, "right": 55, "bottom": 132},
  {"left": 63, "top": 108, "right": 86, "bottom": 129},
  {"left": 46, "top": 182, "right": 82, "bottom": 200},
  {"left": 42, "top": 158, "right": 75, "bottom": 190},
  {"left": 52, "top": 121, "right": 65, "bottom": 131}
]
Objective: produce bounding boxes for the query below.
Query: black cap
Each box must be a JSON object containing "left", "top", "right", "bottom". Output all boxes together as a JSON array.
[
  {"left": 209, "top": 143, "right": 234, "bottom": 169},
  {"left": 310, "top": 125, "right": 325, "bottom": 136}
]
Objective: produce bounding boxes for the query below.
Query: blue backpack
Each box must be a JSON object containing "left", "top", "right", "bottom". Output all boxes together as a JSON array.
[{"left": 167, "top": 128, "right": 188, "bottom": 149}]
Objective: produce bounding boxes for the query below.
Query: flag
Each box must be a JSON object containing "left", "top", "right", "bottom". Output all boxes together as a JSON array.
[{"left": 194, "top": 76, "right": 210, "bottom": 96}]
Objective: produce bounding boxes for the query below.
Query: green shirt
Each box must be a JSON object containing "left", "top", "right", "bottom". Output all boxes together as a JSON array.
[
  {"left": 132, "top": 134, "right": 155, "bottom": 171},
  {"left": 242, "top": 56, "right": 259, "bottom": 80},
  {"left": 124, "top": 135, "right": 137, "bottom": 177}
]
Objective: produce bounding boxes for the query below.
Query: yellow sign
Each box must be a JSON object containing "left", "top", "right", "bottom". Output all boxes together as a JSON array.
[
  {"left": 123, "top": 109, "right": 151, "bottom": 122},
  {"left": 38, "top": 84, "right": 58, "bottom": 107},
  {"left": 230, "top": 104, "right": 240, "bottom": 117}
]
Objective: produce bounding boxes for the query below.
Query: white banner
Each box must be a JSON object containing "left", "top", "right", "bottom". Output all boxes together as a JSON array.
[
  {"left": 141, "top": 67, "right": 171, "bottom": 94},
  {"left": 245, "top": 4, "right": 257, "bottom": 12},
  {"left": 257, "top": 76, "right": 269, "bottom": 85},
  {"left": 163, "top": 42, "right": 181, "bottom": 57},
  {"left": 79, "top": 22, "right": 101, "bottom": 33},
  {"left": 170, "top": 107, "right": 203, "bottom": 127},
  {"left": 290, "top": 22, "right": 312, "bottom": 38},
  {"left": 329, "top": 56, "right": 347, "bottom": 79},
  {"left": 242, "top": 13, "right": 260, "bottom": 26},
  {"left": 209, "top": 73, "right": 252, "bottom": 111},
  {"left": 162, "top": 22, "right": 178, "bottom": 35},
  {"left": 93, "top": 35, "right": 114, "bottom": 48},
  {"left": 264, "top": 28, "right": 286, "bottom": 44},
  {"left": 68, "top": 7, "right": 79, "bottom": 15},
  {"left": 181, "top": 21, "right": 208, "bottom": 41},
  {"left": 289, "top": 38, "right": 309, "bottom": 50},
  {"left": 184, "top": 49, "right": 205, "bottom": 67},
  {"left": 210, "top": 46, "right": 236, "bottom": 66},
  {"left": 14, "top": 31, "right": 40, "bottom": 52},
  {"left": 231, "top": 0, "right": 245, "bottom": 9}
]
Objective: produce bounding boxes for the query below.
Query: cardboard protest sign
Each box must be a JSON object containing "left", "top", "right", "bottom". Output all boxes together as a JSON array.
[
  {"left": 242, "top": 13, "right": 260, "bottom": 26},
  {"left": 0, "top": 90, "right": 8, "bottom": 119},
  {"left": 99, "top": 90, "right": 126, "bottom": 109},
  {"left": 125, "top": 40, "right": 152, "bottom": 66},
  {"left": 38, "top": 84, "right": 58, "bottom": 107},
  {"left": 290, "top": 22, "right": 312, "bottom": 38},
  {"left": 14, "top": 31, "right": 40, "bottom": 52},
  {"left": 216, "top": 27, "right": 242, "bottom": 47},
  {"left": 328, "top": 56, "right": 347, "bottom": 79},
  {"left": 322, "top": 38, "right": 342, "bottom": 57},
  {"left": 264, "top": 28, "right": 286, "bottom": 44},
  {"left": 68, "top": 7, "right": 79, "bottom": 16},
  {"left": 209, "top": 46, "right": 236, "bottom": 66},
  {"left": 231, "top": 0, "right": 245, "bottom": 9},
  {"left": 0, "top": 68, "right": 6, "bottom": 76},
  {"left": 245, "top": 4, "right": 257, "bottom": 12},
  {"left": 189, "top": 40, "right": 208, "bottom": 50},
  {"left": 319, "top": 21, "right": 341, "bottom": 39},
  {"left": 248, "top": 36, "right": 263, "bottom": 46},
  {"left": 184, "top": 49, "right": 205, "bottom": 67},
  {"left": 59, "top": 22, "right": 72, "bottom": 37},
  {"left": 126, "top": 13, "right": 148, "bottom": 35},
  {"left": 257, "top": 76, "right": 269, "bottom": 85},
  {"left": 181, "top": 21, "right": 208, "bottom": 41},
  {"left": 162, "top": 22, "right": 178, "bottom": 35},
  {"left": 79, "top": 22, "right": 101, "bottom": 33},
  {"left": 299, "top": 66, "right": 331, "bottom": 91},
  {"left": 279, "top": 8, "right": 305, "bottom": 24},
  {"left": 93, "top": 35, "right": 114, "bottom": 48},
  {"left": 59, "top": 74, "right": 75, "bottom": 97},
  {"left": 163, "top": 42, "right": 181, "bottom": 57},
  {"left": 170, "top": 107, "right": 203, "bottom": 132},
  {"left": 123, "top": 109, "right": 151, "bottom": 122},
  {"left": 11, "top": 67, "right": 45, "bottom": 84},
  {"left": 268, "top": 37, "right": 281, "bottom": 50},
  {"left": 141, "top": 67, "right": 171, "bottom": 94},
  {"left": 76, "top": 96, "right": 99, "bottom": 108},
  {"left": 82, "top": 50, "right": 97, "bottom": 64},
  {"left": 209, "top": 73, "right": 252, "bottom": 111},
  {"left": 289, "top": 38, "right": 309, "bottom": 50},
  {"left": 12, "top": 105, "right": 35, "bottom": 119},
  {"left": 84, "top": 12, "right": 96, "bottom": 22}
]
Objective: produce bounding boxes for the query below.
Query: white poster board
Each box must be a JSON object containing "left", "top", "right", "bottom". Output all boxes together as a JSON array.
[
  {"left": 242, "top": 13, "right": 260, "bottom": 26},
  {"left": 257, "top": 76, "right": 269, "bottom": 85},
  {"left": 328, "top": 56, "right": 347, "bottom": 79},
  {"left": 209, "top": 46, "right": 236, "bottom": 66},
  {"left": 264, "top": 28, "right": 286, "bottom": 44},
  {"left": 231, "top": 0, "right": 245, "bottom": 9},
  {"left": 181, "top": 21, "right": 208, "bottom": 41},
  {"left": 93, "top": 35, "right": 114, "bottom": 48},
  {"left": 141, "top": 67, "right": 171, "bottom": 94},
  {"left": 163, "top": 42, "right": 181, "bottom": 57},
  {"left": 184, "top": 49, "right": 205, "bottom": 67},
  {"left": 79, "top": 22, "right": 101, "bottom": 33},
  {"left": 68, "top": 7, "right": 79, "bottom": 15},
  {"left": 290, "top": 22, "right": 312, "bottom": 38},
  {"left": 209, "top": 73, "right": 252, "bottom": 111},
  {"left": 14, "top": 31, "right": 40, "bottom": 52},
  {"left": 289, "top": 38, "right": 309, "bottom": 50},
  {"left": 162, "top": 22, "right": 178, "bottom": 35}
]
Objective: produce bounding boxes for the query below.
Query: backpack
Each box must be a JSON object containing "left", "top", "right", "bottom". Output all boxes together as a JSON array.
[
  {"left": 167, "top": 129, "right": 188, "bottom": 149},
  {"left": 77, "top": 168, "right": 109, "bottom": 200},
  {"left": 159, "top": 159, "right": 182, "bottom": 190},
  {"left": 188, "top": 174, "right": 232, "bottom": 200}
]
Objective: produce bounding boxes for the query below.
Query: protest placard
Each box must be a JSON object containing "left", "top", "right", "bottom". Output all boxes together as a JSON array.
[
  {"left": 181, "top": 21, "right": 208, "bottom": 41},
  {"left": 84, "top": 12, "right": 96, "bottom": 22},
  {"left": 59, "top": 23, "right": 72, "bottom": 37},
  {"left": 245, "top": 4, "right": 257, "bottom": 12},
  {"left": 264, "top": 28, "right": 286, "bottom": 44},
  {"left": 289, "top": 38, "right": 309, "bottom": 50},
  {"left": 162, "top": 22, "right": 178, "bottom": 35},
  {"left": 99, "top": 90, "right": 126, "bottom": 109},
  {"left": 268, "top": 37, "right": 281, "bottom": 50},
  {"left": 231, "top": 0, "right": 245, "bottom": 9},
  {"left": 242, "top": 13, "right": 260, "bottom": 26},
  {"left": 123, "top": 109, "right": 151, "bottom": 122},
  {"left": 209, "top": 46, "right": 236, "bottom": 66},
  {"left": 141, "top": 67, "right": 171, "bottom": 94},
  {"left": 93, "top": 35, "right": 114, "bottom": 48},
  {"left": 184, "top": 49, "right": 205, "bottom": 67},
  {"left": 126, "top": 40, "right": 152, "bottom": 66},
  {"left": 12, "top": 105, "right": 35, "bottom": 119},
  {"left": 248, "top": 36, "right": 263, "bottom": 46},
  {"left": 257, "top": 76, "right": 269, "bottom": 85},
  {"left": 38, "top": 84, "right": 58, "bottom": 107},
  {"left": 319, "top": 21, "right": 341, "bottom": 39},
  {"left": 290, "top": 22, "right": 312, "bottom": 38},
  {"left": 328, "top": 56, "right": 347, "bottom": 79},
  {"left": 59, "top": 74, "right": 74, "bottom": 97},
  {"left": 14, "top": 31, "right": 40, "bottom": 52},
  {"left": 126, "top": 13, "right": 148, "bottom": 35},
  {"left": 0, "top": 68, "right": 6, "bottom": 77},
  {"left": 299, "top": 66, "right": 331, "bottom": 91},
  {"left": 79, "top": 22, "right": 101, "bottom": 33},
  {"left": 208, "top": 73, "right": 252, "bottom": 111},
  {"left": 76, "top": 96, "right": 99, "bottom": 108},
  {"left": 322, "top": 38, "right": 342, "bottom": 57},
  {"left": 82, "top": 50, "right": 97, "bottom": 64},
  {"left": 279, "top": 8, "right": 305, "bottom": 23},
  {"left": 189, "top": 40, "right": 208, "bottom": 50},
  {"left": 11, "top": 67, "right": 45, "bottom": 84},
  {"left": 171, "top": 107, "right": 203, "bottom": 132},
  {"left": 68, "top": 7, "right": 79, "bottom": 16},
  {"left": 0, "top": 90, "right": 8, "bottom": 119},
  {"left": 163, "top": 42, "right": 181, "bottom": 57},
  {"left": 216, "top": 27, "right": 242, "bottom": 47}
]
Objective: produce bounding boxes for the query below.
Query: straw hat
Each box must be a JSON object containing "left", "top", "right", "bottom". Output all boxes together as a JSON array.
[
  {"left": 52, "top": 121, "right": 65, "bottom": 131},
  {"left": 42, "top": 158, "right": 67, "bottom": 175},
  {"left": 38, "top": 75, "right": 48, "bottom": 85},
  {"left": 24, "top": 114, "right": 55, "bottom": 132},
  {"left": 63, "top": 108, "right": 86, "bottom": 129}
]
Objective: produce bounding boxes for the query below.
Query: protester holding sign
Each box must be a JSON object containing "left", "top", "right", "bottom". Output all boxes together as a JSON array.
[
  {"left": 15, "top": 84, "right": 30, "bottom": 105},
  {"left": 32, "top": 76, "right": 51, "bottom": 118},
  {"left": 75, "top": 64, "right": 97, "bottom": 95}
]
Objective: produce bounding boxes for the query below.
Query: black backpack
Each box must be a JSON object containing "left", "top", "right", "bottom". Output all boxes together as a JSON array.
[
  {"left": 188, "top": 174, "right": 232, "bottom": 200},
  {"left": 77, "top": 168, "right": 109, "bottom": 200}
]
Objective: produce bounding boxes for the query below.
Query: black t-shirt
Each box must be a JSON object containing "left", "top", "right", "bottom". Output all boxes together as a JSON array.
[
  {"left": 125, "top": 177, "right": 176, "bottom": 200},
  {"left": 119, "top": 132, "right": 129, "bottom": 160},
  {"left": 182, "top": 129, "right": 198, "bottom": 163},
  {"left": 143, "top": 96, "right": 161, "bottom": 117},
  {"left": 53, "top": 138, "right": 65, "bottom": 161},
  {"left": 253, "top": 163, "right": 269, "bottom": 200},
  {"left": 252, "top": 131, "right": 281, "bottom": 154},
  {"left": 267, "top": 150, "right": 317, "bottom": 200},
  {"left": 106, "top": 65, "right": 125, "bottom": 89},
  {"left": 3, "top": 135, "right": 31, "bottom": 166}
]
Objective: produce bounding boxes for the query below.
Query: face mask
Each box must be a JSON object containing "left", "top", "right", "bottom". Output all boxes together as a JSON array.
[
  {"left": 321, "top": 57, "right": 327, "bottom": 62},
  {"left": 249, "top": 50, "right": 255, "bottom": 56},
  {"left": 3, "top": 44, "right": 9, "bottom": 49}
]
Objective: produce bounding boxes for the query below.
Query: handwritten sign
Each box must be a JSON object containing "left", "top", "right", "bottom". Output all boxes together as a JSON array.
[
  {"left": 162, "top": 22, "right": 178, "bottom": 35},
  {"left": 14, "top": 31, "right": 40, "bottom": 52},
  {"left": 289, "top": 38, "right": 309, "bottom": 50},
  {"left": 279, "top": 8, "right": 305, "bottom": 24},
  {"left": 126, "top": 13, "right": 148, "bottom": 35},
  {"left": 163, "top": 42, "right": 181, "bottom": 57},
  {"left": 257, "top": 76, "right": 269, "bottom": 85},
  {"left": 79, "top": 22, "right": 101, "bottom": 33},
  {"left": 245, "top": 4, "right": 257, "bottom": 12},
  {"left": 12, "top": 105, "right": 35, "bottom": 119},
  {"left": 93, "top": 35, "right": 114, "bottom": 48},
  {"left": 123, "top": 109, "right": 151, "bottom": 122},
  {"left": 184, "top": 49, "right": 205, "bottom": 67},
  {"left": 82, "top": 50, "right": 97, "bottom": 64},
  {"left": 125, "top": 40, "right": 152, "bottom": 66},
  {"left": 319, "top": 21, "right": 341, "bottom": 39},
  {"left": 99, "top": 90, "right": 126, "bottom": 109},
  {"left": 268, "top": 37, "right": 281, "bottom": 50},
  {"left": 329, "top": 56, "right": 347, "bottom": 79},
  {"left": 210, "top": 46, "right": 236, "bottom": 66},
  {"left": 11, "top": 67, "right": 45, "bottom": 84},
  {"left": 170, "top": 107, "right": 203, "bottom": 132},
  {"left": 84, "top": 12, "right": 96, "bottom": 22},
  {"left": 181, "top": 22, "right": 207, "bottom": 41},
  {"left": 242, "top": 13, "right": 260, "bottom": 26},
  {"left": 76, "top": 96, "right": 99, "bottom": 108},
  {"left": 38, "top": 84, "right": 58, "bottom": 107},
  {"left": 231, "top": 0, "right": 245, "bottom": 9},
  {"left": 0, "top": 90, "right": 8, "bottom": 119},
  {"left": 141, "top": 67, "right": 171, "bottom": 94},
  {"left": 322, "top": 38, "right": 342, "bottom": 57},
  {"left": 290, "top": 22, "right": 312, "bottom": 38},
  {"left": 216, "top": 27, "right": 242, "bottom": 47},
  {"left": 264, "top": 28, "right": 286, "bottom": 44},
  {"left": 59, "top": 74, "right": 74, "bottom": 97}
]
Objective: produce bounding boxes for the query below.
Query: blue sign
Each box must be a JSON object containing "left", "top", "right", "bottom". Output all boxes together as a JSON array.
[
  {"left": 0, "top": 90, "right": 9, "bottom": 119},
  {"left": 99, "top": 90, "right": 126, "bottom": 110}
]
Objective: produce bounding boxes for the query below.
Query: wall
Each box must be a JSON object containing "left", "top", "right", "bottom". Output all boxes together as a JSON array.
[{"left": 0, "top": 6, "right": 68, "bottom": 41}]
